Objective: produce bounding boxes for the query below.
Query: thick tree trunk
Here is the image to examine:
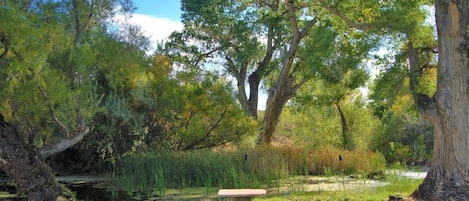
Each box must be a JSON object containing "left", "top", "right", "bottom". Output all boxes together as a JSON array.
[
  {"left": 411, "top": 1, "right": 469, "bottom": 200},
  {"left": 0, "top": 114, "right": 89, "bottom": 200},
  {"left": 0, "top": 115, "right": 60, "bottom": 200},
  {"left": 258, "top": 0, "right": 317, "bottom": 144},
  {"left": 247, "top": 70, "right": 262, "bottom": 118},
  {"left": 259, "top": 88, "right": 292, "bottom": 144}
]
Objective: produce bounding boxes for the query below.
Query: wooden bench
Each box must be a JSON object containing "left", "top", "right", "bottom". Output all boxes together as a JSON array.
[{"left": 218, "top": 189, "right": 266, "bottom": 201}]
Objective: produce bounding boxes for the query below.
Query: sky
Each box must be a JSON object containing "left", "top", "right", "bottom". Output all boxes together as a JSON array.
[
  {"left": 126, "top": 0, "right": 184, "bottom": 50},
  {"left": 133, "top": 0, "right": 182, "bottom": 20}
]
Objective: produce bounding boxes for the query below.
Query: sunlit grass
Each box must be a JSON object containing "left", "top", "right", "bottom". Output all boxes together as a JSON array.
[{"left": 256, "top": 175, "right": 423, "bottom": 201}]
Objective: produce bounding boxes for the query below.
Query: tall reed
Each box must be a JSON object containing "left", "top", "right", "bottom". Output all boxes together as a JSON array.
[{"left": 111, "top": 146, "right": 385, "bottom": 197}]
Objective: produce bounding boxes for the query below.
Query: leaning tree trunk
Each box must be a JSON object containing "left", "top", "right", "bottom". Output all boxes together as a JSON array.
[
  {"left": 0, "top": 115, "right": 60, "bottom": 200},
  {"left": 411, "top": 1, "right": 469, "bottom": 200},
  {"left": 0, "top": 114, "right": 89, "bottom": 200}
]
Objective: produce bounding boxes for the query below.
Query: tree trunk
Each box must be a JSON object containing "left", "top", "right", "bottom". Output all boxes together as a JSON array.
[
  {"left": 0, "top": 115, "right": 60, "bottom": 200},
  {"left": 0, "top": 114, "right": 89, "bottom": 200},
  {"left": 335, "top": 100, "right": 350, "bottom": 150},
  {"left": 247, "top": 70, "right": 262, "bottom": 118},
  {"left": 259, "top": 88, "right": 293, "bottom": 144},
  {"left": 411, "top": 1, "right": 469, "bottom": 200},
  {"left": 258, "top": 0, "right": 317, "bottom": 144}
]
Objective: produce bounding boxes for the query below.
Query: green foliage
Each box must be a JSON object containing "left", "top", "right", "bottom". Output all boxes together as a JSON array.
[
  {"left": 77, "top": 57, "right": 258, "bottom": 169},
  {"left": 133, "top": 70, "right": 259, "bottom": 151},
  {"left": 289, "top": 93, "right": 379, "bottom": 151},
  {"left": 369, "top": 65, "right": 410, "bottom": 118},
  {"left": 370, "top": 111, "right": 433, "bottom": 165},
  {"left": 368, "top": 21, "right": 436, "bottom": 166},
  {"left": 0, "top": 1, "right": 102, "bottom": 145}
]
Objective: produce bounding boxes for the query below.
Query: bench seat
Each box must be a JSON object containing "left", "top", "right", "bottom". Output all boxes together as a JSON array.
[{"left": 218, "top": 189, "right": 266, "bottom": 201}]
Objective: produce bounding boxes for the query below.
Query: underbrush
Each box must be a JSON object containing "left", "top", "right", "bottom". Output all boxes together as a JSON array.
[{"left": 111, "top": 146, "right": 385, "bottom": 198}]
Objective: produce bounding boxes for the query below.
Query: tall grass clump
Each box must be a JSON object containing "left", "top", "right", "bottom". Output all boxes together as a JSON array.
[
  {"left": 306, "top": 146, "right": 386, "bottom": 175},
  {"left": 111, "top": 146, "right": 385, "bottom": 198}
]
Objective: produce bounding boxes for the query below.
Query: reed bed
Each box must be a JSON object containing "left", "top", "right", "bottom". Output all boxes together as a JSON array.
[{"left": 111, "top": 146, "right": 385, "bottom": 198}]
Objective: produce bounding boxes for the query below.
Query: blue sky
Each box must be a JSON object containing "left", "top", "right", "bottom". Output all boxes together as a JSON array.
[
  {"left": 116, "top": 0, "right": 184, "bottom": 51},
  {"left": 133, "top": 0, "right": 182, "bottom": 21}
]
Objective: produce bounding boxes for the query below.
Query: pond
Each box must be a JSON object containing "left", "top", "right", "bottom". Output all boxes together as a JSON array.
[{"left": 0, "top": 170, "right": 426, "bottom": 201}]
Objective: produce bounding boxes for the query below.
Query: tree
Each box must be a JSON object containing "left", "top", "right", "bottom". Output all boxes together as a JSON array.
[
  {"left": 170, "top": 0, "right": 281, "bottom": 118},
  {"left": 364, "top": 0, "right": 469, "bottom": 199},
  {"left": 410, "top": 1, "right": 469, "bottom": 199},
  {"left": 0, "top": 0, "right": 134, "bottom": 199},
  {"left": 293, "top": 24, "right": 372, "bottom": 149},
  {"left": 171, "top": 0, "right": 380, "bottom": 144}
]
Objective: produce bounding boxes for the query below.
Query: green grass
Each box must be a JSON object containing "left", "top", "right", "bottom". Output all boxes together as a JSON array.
[{"left": 256, "top": 175, "right": 423, "bottom": 201}]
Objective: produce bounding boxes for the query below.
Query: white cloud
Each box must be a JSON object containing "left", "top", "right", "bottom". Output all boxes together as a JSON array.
[{"left": 114, "top": 13, "right": 183, "bottom": 52}]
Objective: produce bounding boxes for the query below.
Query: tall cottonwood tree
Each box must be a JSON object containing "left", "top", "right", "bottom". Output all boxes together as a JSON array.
[
  {"left": 410, "top": 1, "right": 469, "bottom": 199},
  {"left": 345, "top": 0, "right": 469, "bottom": 199},
  {"left": 170, "top": 0, "right": 285, "bottom": 118},
  {"left": 170, "top": 0, "right": 380, "bottom": 144}
]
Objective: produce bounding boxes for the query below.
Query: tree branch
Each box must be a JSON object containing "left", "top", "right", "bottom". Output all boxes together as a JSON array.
[
  {"left": 320, "top": 2, "right": 375, "bottom": 31},
  {"left": 292, "top": 76, "right": 313, "bottom": 93},
  {"left": 38, "top": 86, "right": 70, "bottom": 136},
  {"left": 0, "top": 157, "right": 7, "bottom": 165},
  {"left": 71, "top": 0, "right": 81, "bottom": 42},
  {"left": 300, "top": 17, "right": 318, "bottom": 39},
  {"left": 39, "top": 126, "right": 89, "bottom": 159},
  {"left": 183, "top": 107, "right": 227, "bottom": 150},
  {"left": 286, "top": 0, "right": 300, "bottom": 39},
  {"left": 407, "top": 42, "right": 436, "bottom": 115}
]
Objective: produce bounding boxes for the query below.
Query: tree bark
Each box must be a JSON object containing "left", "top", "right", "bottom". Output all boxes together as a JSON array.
[
  {"left": 411, "top": 1, "right": 469, "bottom": 200},
  {"left": 0, "top": 113, "right": 89, "bottom": 200},
  {"left": 259, "top": 0, "right": 316, "bottom": 144},
  {"left": 0, "top": 115, "right": 60, "bottom": 200},
  {"left": 335, "top": 100, "right": 350, "bottom": 150}
]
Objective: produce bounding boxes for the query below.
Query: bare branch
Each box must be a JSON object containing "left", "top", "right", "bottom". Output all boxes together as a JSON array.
[
  {"left": 38, "top": 86, "right": 70, "bottom": 136},
  {"left": 0, "top": 157, "right": 7, "bottom": 165},
  {"left": 292, "top": 77, "right": 313, "bottom": 93},
  {"left": 39, "top": 126, "right": 89, "bottom": 159},
  {"left": 183, "top": 107, "right": 227, "bottom": 150}
]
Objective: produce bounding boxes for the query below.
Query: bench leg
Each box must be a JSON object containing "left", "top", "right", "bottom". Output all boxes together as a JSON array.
[{"left": 233, "top": 197, "right": 252, "bottom": 201}]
